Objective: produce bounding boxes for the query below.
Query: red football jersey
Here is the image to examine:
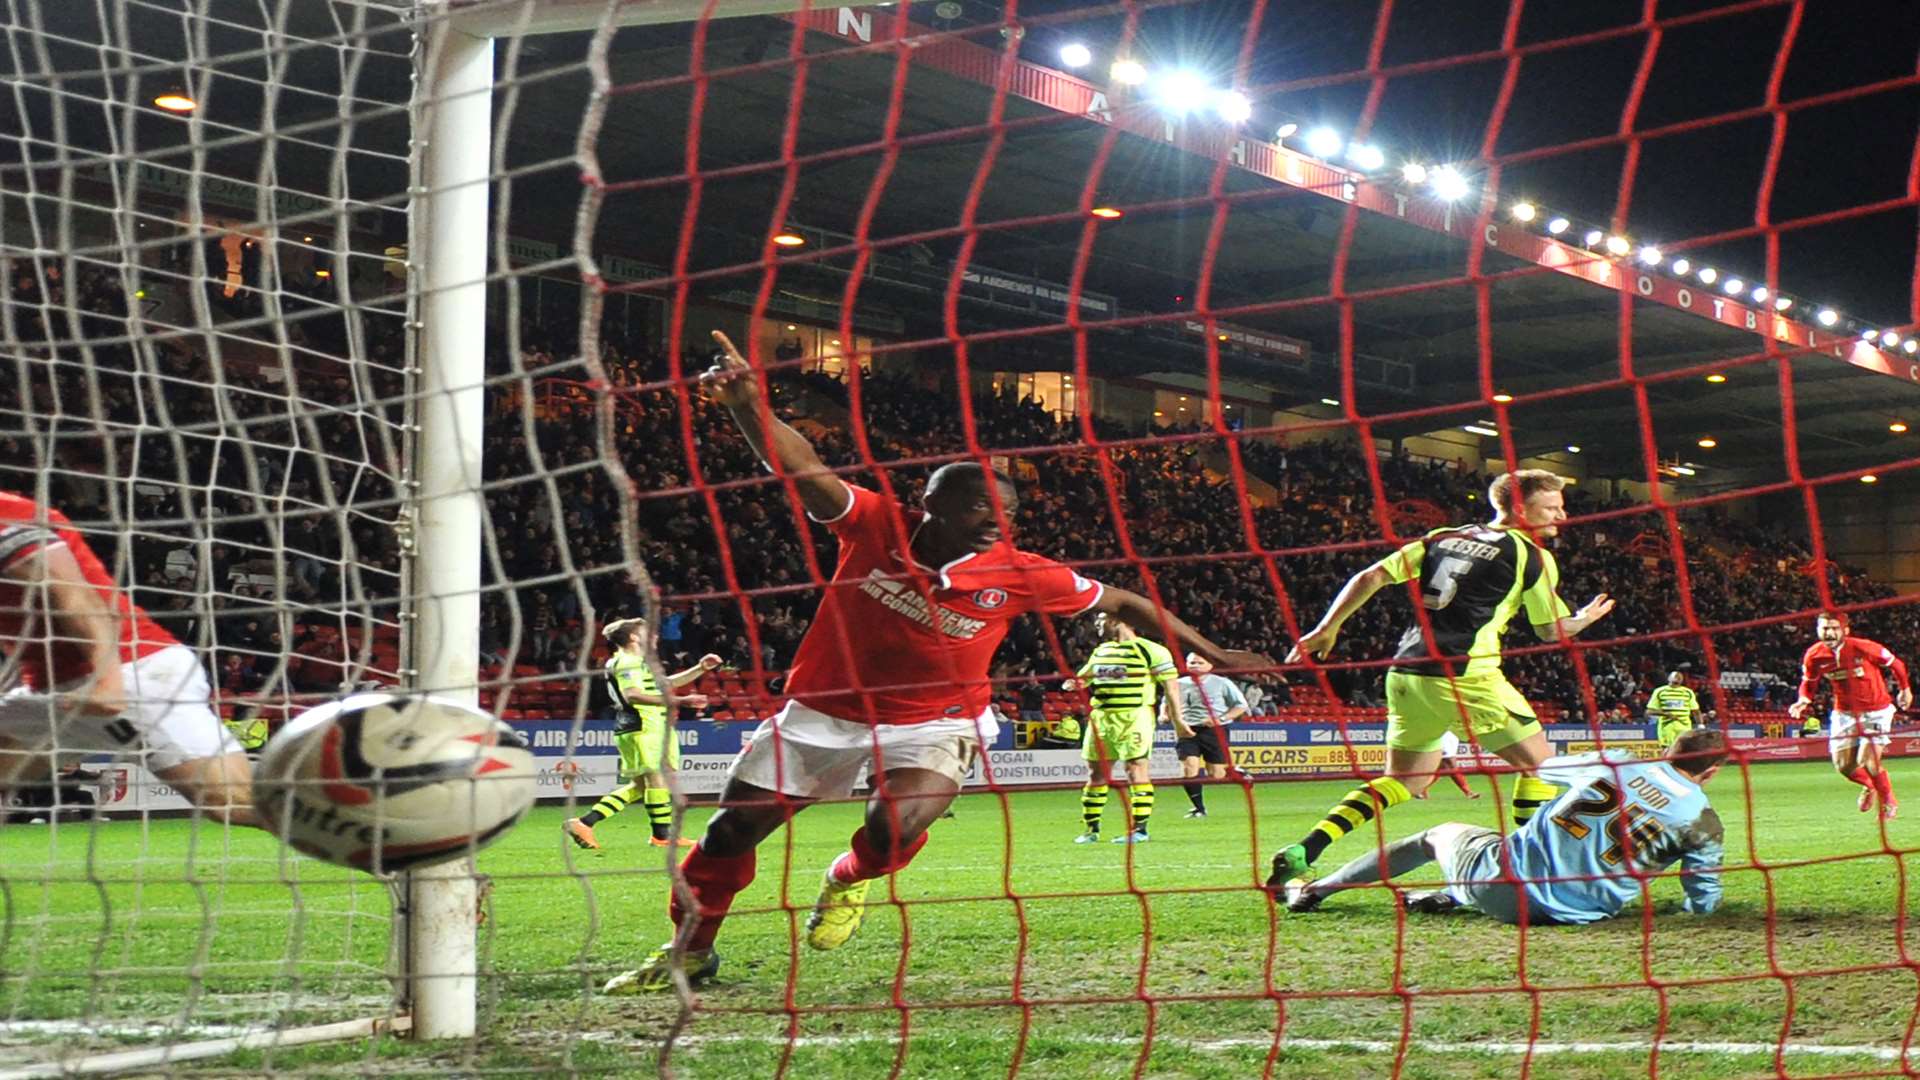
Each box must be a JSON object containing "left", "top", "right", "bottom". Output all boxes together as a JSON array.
[
  {"left": 784, "top": 485, "right": 1104, "bottom": 726},
  {"left": 1799, "top": 636, "right": 1909, "bottom": 715},
  {"left": 0, "top": 492, "right": 178, "bottom": 687}
]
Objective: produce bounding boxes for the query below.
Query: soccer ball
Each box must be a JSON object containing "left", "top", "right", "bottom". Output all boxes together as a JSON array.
[{"left": 255, "top": 693, "right": 536, "bottom": 874}]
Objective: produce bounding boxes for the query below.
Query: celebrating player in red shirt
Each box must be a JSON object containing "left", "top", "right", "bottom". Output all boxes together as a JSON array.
[
  {"left": 603, "top": 332, "right": 1266, "bottom": 994},
  {"left": 0, "top": 491, "right": 258, "bottom": 826},
  {"left": 1788, "top": 611, "right": 1909, "bottom": 820}
]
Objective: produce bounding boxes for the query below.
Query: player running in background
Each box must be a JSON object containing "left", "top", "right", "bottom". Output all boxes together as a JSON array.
[
  {"left": 1269, "top": 470, "right": 1613, "bottom": 892},
  {"left": 1788, "top": 611, "right": 1908, "bottom": 820},
  {"left": 1174, "top": 651, "right": 1246, "bottom": 818},
  {"left": 1069, "top": 613, "right": 1179, "bottom": 844},
  {"left": 564, "top": 616, "right": 723, "bottom": 852},
  {"left": 604, "top": 331, "right": 1266, "bottom": 993},
  {"left": 1647, "top": 670, "right": 1702, "bottom": 750},
  {"left": 1284, "top": 729, "right": 1729, "bottom": 925},
  {"left": 0, "top": 491, "right": 257, "bottom": 827}
]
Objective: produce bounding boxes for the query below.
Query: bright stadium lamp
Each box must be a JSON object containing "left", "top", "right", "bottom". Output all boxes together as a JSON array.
[
  {"left": 1883, "top": 330, "right": 1901, "bottom": 347},
  {"left": 1723, "top": 278, "right": 1744, "bottom": 295},
  {"left": 1305, "top": 126, "right": 1343, "bottom": 158},
  {"left": 1706, "top": 373, "right": 1728, "bottom": 383},
  {"left": 1546, "top": 216, "right": 1570, "bottom": 235},
  {"left": 1401, "top": 162, "right": 1428, "bottom": 184},
  {"left": 1430, "top": 166, "right": 1470, "bottom": 201},
  {"left": 1906, "top": 339, "right": 1918, "bottom": 354},
  {"left": 1275, "top": 121, "right": 1299, "bottom": 140},
  {"left": 1109, "top": 58, "right": 1147, "bottom": 85},
  {"left": 1347, "top": 143, "right": 1385, "bottom": 171},
  {"left": 1817, "top": 308, "right": 1839, "bottom": 326},
  {"left": 1891, "top": 421, "right": 1909, "bottom": 433},
  {"left": 153, "top": 92, "right": 197, "bottom": 112},
  {"left": 1152, "top": 70, "right": 1211, "bottom": 114},
  {"left": 1638, "top": 245, "right": 1662, "bottom": 265},
  {"left": 1059, "top": 42, "right": 1093, "bottom": 68},
  {"left": 1863, "top": 328, "right": 1880, "bottom": 340},
  {"left": 1216, "top": 90, "right": 1253, "bottom": 124},
  {"left": 1697, "top": 267, "right": 1717, "bottom": 285},
  {"left": 1510, "top": 201, "right": 1537, "bottom": 222},
  {"left": 1582, "top": 229, "right": 1604, "bottom": 246},
  {"left": 1566, "top": 445, "right": 1581, "bottom": 453},
  {"left": 1750, "top": 286, "right": 1769, "bottom": 303},
  {"left": 1774, "top": 295, "right": 1793, "bottom": 311},
  {"left": 1605, "top": 235, "right": 1631, "bottom": 256},
  {"left": 1670, "top": 258, "right": 1691, "bottom": 276}
]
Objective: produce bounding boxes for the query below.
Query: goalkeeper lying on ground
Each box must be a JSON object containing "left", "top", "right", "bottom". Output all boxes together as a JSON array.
[{"left": 1281, "top": 730, "right": 1728, "bottom": 925}]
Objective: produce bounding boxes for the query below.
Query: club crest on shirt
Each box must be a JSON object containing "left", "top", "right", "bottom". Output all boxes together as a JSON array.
[{"left": 972, "top": 588, "right": 1008, "bottom": 609}]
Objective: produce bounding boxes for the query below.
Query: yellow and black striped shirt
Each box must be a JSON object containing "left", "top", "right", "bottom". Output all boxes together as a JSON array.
[
  {"left": 606, "top": 652, "right": 666, "bottom": 734},
  {"left": 1078, "top": 638, "right": 1178, "bottom": 712},
  {"left": 1647, "top": 684, "right": 1699, "bottom": 720}
]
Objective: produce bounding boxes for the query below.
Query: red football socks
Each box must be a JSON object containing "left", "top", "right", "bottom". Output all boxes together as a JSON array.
[
  {"left": 671, "top": 845, "right": 757, "bottom": 951},
  {"left": 829, "top": 826, "right": 929, "bottom": 884}
]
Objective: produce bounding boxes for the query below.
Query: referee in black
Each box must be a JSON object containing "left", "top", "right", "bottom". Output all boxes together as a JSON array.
[{"left": 1176, "top": 652, "right": 1248, "bottom": 817}]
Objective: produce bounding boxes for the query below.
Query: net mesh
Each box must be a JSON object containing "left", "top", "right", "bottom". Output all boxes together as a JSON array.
[{"left": 3, "top": 0, "right": 1919, "bottom": 1077}]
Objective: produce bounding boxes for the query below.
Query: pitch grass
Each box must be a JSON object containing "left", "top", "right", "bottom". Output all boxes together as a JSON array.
[{"left": 2, "top": 760, "right": 1915, "bottom": 1078}]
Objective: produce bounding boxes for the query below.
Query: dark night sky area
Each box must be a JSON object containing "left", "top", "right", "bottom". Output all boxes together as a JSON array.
[{"left": 1014, "top": 0, "right": 1920, "bottom": 327}]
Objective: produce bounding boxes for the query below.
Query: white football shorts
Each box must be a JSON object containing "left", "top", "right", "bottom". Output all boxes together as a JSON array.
[
  {"left": 0, "top": 645, "right": 237, "bottom": 773},
  {"left": 1828, "top": 704, "right": 1895, "bottom": 752},
  {"left": 729, "top": 699, "right": 996, "bottom": 799}
]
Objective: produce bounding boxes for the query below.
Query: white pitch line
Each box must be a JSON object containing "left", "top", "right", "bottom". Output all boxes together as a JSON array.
[{"left": 619, "top": 1030, "right": 1911, "bottom": 1062}]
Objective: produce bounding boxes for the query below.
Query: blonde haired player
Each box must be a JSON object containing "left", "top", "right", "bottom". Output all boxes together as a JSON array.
[
  {"left": 1269, "top": 469, "right": 1613, "bottom": 891},
  {"left": 1788, "top": 611, "right": 1908, "bottom": 820},
  {"left": 563, "top": 616, "right": 722, "bottom": 851},
  {"left": 0, "top": 491, "right": 257, "bottom": 827}
]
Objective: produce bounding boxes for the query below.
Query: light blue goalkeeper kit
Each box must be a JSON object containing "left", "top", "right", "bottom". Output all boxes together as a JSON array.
[{"left": 1471, "top": 750, "right": 1724, "bottom": 924}]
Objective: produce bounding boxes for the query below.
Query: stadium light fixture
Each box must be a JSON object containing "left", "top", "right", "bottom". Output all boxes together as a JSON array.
[
  {"left": 1906, "top": 339, "right": 1918, "bottom": 354},
  {"left": 1320, "top": 398, "right": 1341, "bottom": 406},
  {"left": 153, "top": 92, "right": 197, "bottom": 112},
  {"left": 1090, "top": 206, "right": 1124, "bottom": 219},
  {"left": 1275, "top": 121, "right": 1299, "bottom": 140},
  {"left": 1491, "top": 392, "right": 1513, "bottom": 403},
  {"left": 314, "top": 268, "right": 331, "bottom": 280},
  {"left": 1817, "top": 308, "right": 1839, "bottom": 327},
  {"left": 1723, "top": 278, "right": 1745, "bottom": 295},
  {"left": 1750, "top": 286, "right": 1769, "bottom": 303},
  {"left": 1582, "top": 229, "right": 1604, "bottom": 247},
  {"left": 1152, "top": 70, "right": 1211, "bottom": 114},
  {"left": 1059, "top": 42, "right": 1093, "bottom": 68},
  {"left": 772, "top": 230, "right": 807, "bottom": 247},
  {"left": 1430, "top": 166, "right": 1470, "bottom": 201},
  {"left": 1510, "top": 202, "right": 1537, "bottom": 222},
  {"left": 1697, "top": 437, "right": 1717, "bottom": 448},
  {"left": 1697, "top": 267, "right": 1717, "bottom": 285},
  {"left": 1883, "top": 330, "right": 1902, "bottom": 348},
  {"left": 1670, "top": 258, "right": 1691, "bottom": 276},
  {"left": 1305, "top": 126, "right": 1343, "bottom": 158},
  {"left": 1862, "top": 474, "right": 1879, "bottom": 484},
  {"left": 1863, "top": 328, "right": 1879, "bottom": 341},
  {"left": 1546, "top": 216, "right": 1570, "bottom": 235},
  {"left": 1638, "top": 246, "right": 1662, "bottom": 266},
  {"left": 1401, "top": 162, "right": 1429, "bottom": 184},
  {"left": 1891, "top": 422, "right": 1909, "bottom": 433},
  {"left": 1605, "top": 235, "right": 1631, "bottom": 257},
  {"left": 1463, "top": 424, "right": 1500, "bottom": 437},
  {"left": 786, "top": 324, "right": 798, "bottom": 330},
  {"left": 1566, "top": 445, "right": 1581, "bottom": 453},
  {"left": 1110, "top": 58, "right": 1148, "bottom": 85},
  {"left": 1347, "top": 143, "right": 1386, "bottom": 171},
  {"left": 1774, "top": 296, "right": 1793, "bottom": 311},
  {"left": 1216, "top": 90, "right": 1253, "bottom": 124},
  {"left": 1706, "top": 373, "right": 1727, "bottom": 383}
]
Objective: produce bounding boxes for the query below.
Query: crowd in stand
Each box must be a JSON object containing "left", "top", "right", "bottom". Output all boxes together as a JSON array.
[{"left": 6, "top": 252, "right": 1917, "bottom": 724}]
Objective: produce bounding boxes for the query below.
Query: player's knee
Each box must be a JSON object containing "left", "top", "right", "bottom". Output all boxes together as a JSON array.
[{"left": 702, "top": 807, "right": 780, "bottom": 854}]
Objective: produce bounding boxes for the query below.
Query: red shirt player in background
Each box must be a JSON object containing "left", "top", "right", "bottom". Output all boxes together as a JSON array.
[
  {"left": 0, "top": 491, "right": 259, "bottom": 827},
  {"left": 1788, "top": 611, "right": 1910, "bottom": 821},
  {"left": 603, "top": 332, "right": 1267, "bottom": 994}
]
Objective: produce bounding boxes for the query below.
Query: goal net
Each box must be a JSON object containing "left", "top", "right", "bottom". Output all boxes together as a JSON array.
[{"left": 4, "top": 0, "right": 1919, "bottom": 1076}]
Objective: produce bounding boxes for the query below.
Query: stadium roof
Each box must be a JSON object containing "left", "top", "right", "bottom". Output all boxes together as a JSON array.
[{"left": 20, "top": 3, "right": 1920, "bottom": 490}]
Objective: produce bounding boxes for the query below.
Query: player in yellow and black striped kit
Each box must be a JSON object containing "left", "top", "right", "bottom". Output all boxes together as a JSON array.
[
  {"left": 1647, "top": 671, "right": 1702, "bottom": 750},
  {"left": 1070, "top": 612, "right": 1181, "bottom": 844}
]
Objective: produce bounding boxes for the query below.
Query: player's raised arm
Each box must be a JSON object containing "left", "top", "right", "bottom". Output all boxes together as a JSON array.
[
  {"left": 1521, "top": 545, "right": 1612, "bottom": 642},
  {"left": 700, "top": 329, "right": 851, "bottom": 522},
  {"left": 2, "top": 541, "right": 125, "bottom": 717},
  {"left": 1091, "top": 584, "right": 1271, "bottom": 674}
]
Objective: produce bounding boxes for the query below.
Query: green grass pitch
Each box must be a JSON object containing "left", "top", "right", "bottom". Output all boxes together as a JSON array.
[{"left": 2, "top": 759, "right": 1914, "bottom": 1078}]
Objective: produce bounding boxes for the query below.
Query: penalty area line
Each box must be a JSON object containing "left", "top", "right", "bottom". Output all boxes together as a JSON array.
[{"left": 610, "top": 1031, "right": 1911, "bottom": 1062}]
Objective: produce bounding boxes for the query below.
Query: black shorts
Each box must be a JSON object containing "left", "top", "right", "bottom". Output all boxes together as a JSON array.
[{"left": 1175, "top": 725, "right": 1230, "bottom": 765}]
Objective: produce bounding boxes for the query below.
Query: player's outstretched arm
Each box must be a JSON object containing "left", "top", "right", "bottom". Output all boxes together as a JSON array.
[
  {"left": 1532, "top": 593, "right": 1614, "bottom": 643},
  {"left": 667, "top": 653, "right": 725, "bottom": 688},
  {"left": 1092, "top": 585, "right": 1271, "bottom": 675},
  {"left": 1287, "top": 563, "right": 1395, "bottom": 663},
  {"left": 3, "top": 543, "right": 125, "bottom": 717},
  {"left": 700, "top": 329, "right": 851, "bottom": 522}
]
